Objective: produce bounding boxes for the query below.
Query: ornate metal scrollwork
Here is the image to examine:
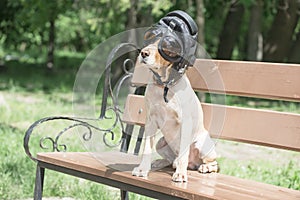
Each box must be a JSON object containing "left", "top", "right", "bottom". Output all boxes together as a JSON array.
[{"left": 23, "top": 43, "right": 140, "bottom": 161}]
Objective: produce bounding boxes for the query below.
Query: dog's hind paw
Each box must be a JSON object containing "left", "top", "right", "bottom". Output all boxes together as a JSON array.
[
  {"left": 172, "top": 171, "right": 188, "bottom": 182},
  {"left": 198, "top": 161, "right": 219, "bottom": 173},
  {"left": 132, "top": 166, "right": 149, "bottom": 177}
]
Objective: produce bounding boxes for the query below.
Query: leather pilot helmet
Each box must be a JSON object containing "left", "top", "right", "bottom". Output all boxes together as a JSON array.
[{"left": 143, "top": 10, "right": 198, "bottom": 71}]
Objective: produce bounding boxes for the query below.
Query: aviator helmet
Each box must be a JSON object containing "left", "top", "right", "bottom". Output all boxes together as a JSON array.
[{"left": 143, "top": 10, "right": 198, "bottom": 73}]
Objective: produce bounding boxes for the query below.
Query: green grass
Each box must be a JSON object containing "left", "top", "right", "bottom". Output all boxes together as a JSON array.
[
  {"left": 216, "top": 141, "right": 300, "bottom": 190},
  {"left": 0, "top": 90, "right": 152, "bottom": 199},
  {"left": 0, "top": 56, "right": 152, "bottom": 199},
  {"left": 0, "top": 58, "right": 299, "bottom": 199}
]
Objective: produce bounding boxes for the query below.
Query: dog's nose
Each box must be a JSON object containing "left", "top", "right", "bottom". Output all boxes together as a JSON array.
[{"left": 141, "top": 49, "right": 150, "bottom": 58}]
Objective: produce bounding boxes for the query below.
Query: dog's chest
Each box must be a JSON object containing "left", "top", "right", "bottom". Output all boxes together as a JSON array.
[{"left": 145, "top": 84, "right": 181, "bottom": 126}]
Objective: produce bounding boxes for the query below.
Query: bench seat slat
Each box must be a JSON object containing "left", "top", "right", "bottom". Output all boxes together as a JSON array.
[
  {"left": 132, "top": 59, "right": 300, "bottom": 101},
  {"left": 37, "top": 152, "right": 300, "bottom": 200},
  {"left": 123, "top": 94, "right": 300, "bottom": 151}
]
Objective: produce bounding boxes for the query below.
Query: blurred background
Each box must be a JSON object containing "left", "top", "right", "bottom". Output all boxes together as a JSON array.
[
  {"left": 0, "top": 0, "right": 299, "bottom": 199},
  {"left": 0, "top": 0, "right": 299, "bottom": 70}
]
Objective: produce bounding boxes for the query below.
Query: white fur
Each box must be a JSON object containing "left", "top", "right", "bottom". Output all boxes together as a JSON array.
[{"left": 132, "top": 43, "right": 218, "bottom": 182}]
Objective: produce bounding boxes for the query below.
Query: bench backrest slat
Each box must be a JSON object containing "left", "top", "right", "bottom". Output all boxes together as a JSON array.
[
  {"left": 132, "top": 59, "right": 300, "bottom": 102},
  {"left": 123, "top": 94, "right": 300, "bottom": 152},
  {"left": 124, "top": 59, "right": 300, "bottom": 152}
]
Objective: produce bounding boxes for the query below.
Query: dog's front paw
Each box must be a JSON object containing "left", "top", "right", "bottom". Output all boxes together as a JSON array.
[
  {"left": 198, "top": 161, "right": 219, "bottom": 173},
  {"left": 172, "top": 171, "right": 188, "bottom": 182},
  {"left": 132, "top": 166, "right": 150, "bottom": 177}
]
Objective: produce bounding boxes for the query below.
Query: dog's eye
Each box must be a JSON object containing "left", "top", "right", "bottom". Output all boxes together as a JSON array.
[{"left": 161, "top": 37, "right": 181, "bottom": 58}]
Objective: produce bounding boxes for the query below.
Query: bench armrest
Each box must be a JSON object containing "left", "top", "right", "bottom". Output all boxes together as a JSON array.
[
  {"left": 24, "top": 43, "right": 141, "bottom": 162},
  {"left": 23, "top": 115, "right": 122, "bottom": 161}
]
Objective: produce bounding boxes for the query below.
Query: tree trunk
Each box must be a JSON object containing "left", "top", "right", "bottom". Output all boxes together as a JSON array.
[
  {"left": 216, "top": 0, "right": 245, "bottom": 60},
  {"left": 126, "top": 0, "right": 137, "bottom": 29},
  {"left": 263, "top": 0, "right": 299, "bottom": 62},
  {"left": 110, "top": 0, "right": 138, "bottom": 86},
  {"left": 288, "top": 30, "right": 300, "bottom": 63},
  {"left": 246, "top": 0, "right": 263, "bottom": 61},
  {"left": 138, "top": 4, "right": 153, "bottom": 27},
  {"left": 126, "top": 0, "right": 138, "bottom": 44},
  {"left": 287, "top": 2, "right": 300, "bottom": 64},
  {"left": 195, "top": 0, "right": 206, "bottom": 58},
  {"left": 47, "top": 18, "right": 55, "bottom": 70}
]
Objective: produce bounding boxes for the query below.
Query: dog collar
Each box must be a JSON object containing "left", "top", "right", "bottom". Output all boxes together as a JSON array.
[{"left": 150, "top": 67, "right": 185, "bottom": 103}]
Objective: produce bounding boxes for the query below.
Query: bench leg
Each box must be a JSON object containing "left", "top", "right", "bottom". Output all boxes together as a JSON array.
[
  {"left": 34, "top": 164, "right": 45, "bottom": 200},
  {"left": 121, "top": 190, "right": 129, "bottom": 200}
]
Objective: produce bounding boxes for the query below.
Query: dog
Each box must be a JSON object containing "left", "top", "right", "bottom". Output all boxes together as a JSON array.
[{"left": 131, "top": 38, "right": 219, "bottom": 182}]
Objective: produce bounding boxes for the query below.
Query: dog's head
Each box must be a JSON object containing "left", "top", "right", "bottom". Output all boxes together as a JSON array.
[
  {"left": 138, "top": 40, "right": 173, "bottom": 83},
  {"left": 138, "top": 10, "right": 198, "bottom": 85}
]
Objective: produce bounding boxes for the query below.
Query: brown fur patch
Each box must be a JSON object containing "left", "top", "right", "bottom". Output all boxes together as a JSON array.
[{"left": 151, "top": 45, "right": 173, "bottom": 82}]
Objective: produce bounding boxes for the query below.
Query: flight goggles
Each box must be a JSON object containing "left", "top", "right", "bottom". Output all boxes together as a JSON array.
[{"left": 143, "top": 25, "right": 186, "bottom": 63}]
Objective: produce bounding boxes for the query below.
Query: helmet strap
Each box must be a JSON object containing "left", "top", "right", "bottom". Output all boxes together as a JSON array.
[{"left": 149, "top": 64, "right": 184, "bottom": 103}]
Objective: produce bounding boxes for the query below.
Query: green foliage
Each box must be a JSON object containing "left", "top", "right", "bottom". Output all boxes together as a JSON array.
[
  {"left": 146, "top": 0, "right": 173, "bottom": 17},
  {"left": 1, "top": 0, "right": 299, "bottom": 63}
]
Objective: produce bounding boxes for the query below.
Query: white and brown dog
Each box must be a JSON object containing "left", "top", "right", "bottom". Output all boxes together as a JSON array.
[{"left": 132, "top": 11, "right": 218, "bottom": 182}]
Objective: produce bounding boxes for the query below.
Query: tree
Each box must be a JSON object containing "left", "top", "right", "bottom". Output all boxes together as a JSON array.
[
  {"left": 0, "top": 0, "right": 22, "bottom": 49},
  {"left": 47, "top": 10, "right": 55, "bottom": 70},
  {"left": 1, "top": 0, "right": 300, "bottom": 67},
  {"left": 1, "top": 0, "right": 72, "bottom": 69},
  {"left": 288, "top": 30, "right": 300, "bottom": 63},
  {"left": 246, "top": 0, "right": 263, "bottom": 61},
  {"left": 216, "top": 0, "right": 245, "bottom": 59},
  {"left": 195, "top": 0, "right": 206, "bottom": 58},
  {"left": 263, "top": 0, "right": 299, "bottom": 62}
]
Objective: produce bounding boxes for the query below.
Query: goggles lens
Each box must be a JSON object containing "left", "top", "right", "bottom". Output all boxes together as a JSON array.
[
  {"left": 160, "top": 36, "right": 182, "bottom": 59},
  {"left": 144, "top": 28, "right": 162, "bottom": 44},
  {"left": 143, "top": 27, "right": 183, "bottom": 62}
]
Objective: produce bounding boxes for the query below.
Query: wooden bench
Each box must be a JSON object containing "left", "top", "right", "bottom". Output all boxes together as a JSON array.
[{"left": 24, "top": 58, "right": 300, "bottom": 200}]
